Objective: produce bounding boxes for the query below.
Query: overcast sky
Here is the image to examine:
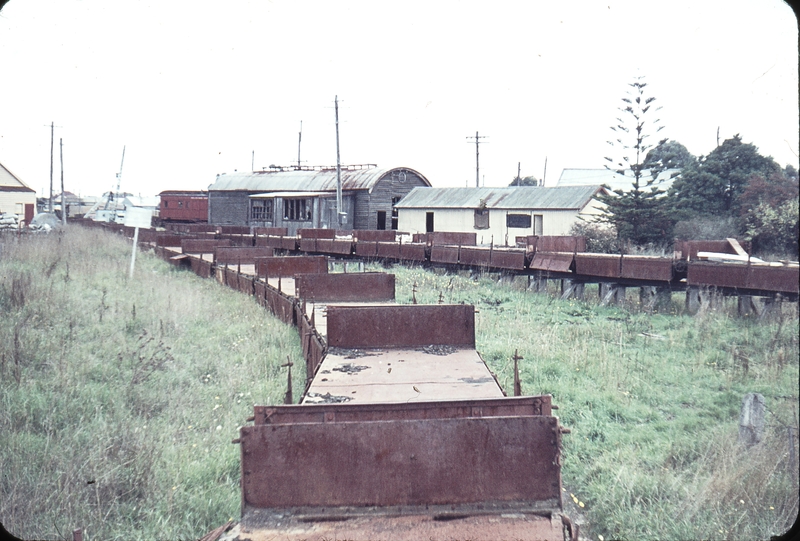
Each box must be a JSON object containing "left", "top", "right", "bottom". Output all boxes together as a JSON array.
[{"left": 0, "top": 0, "right": 797, "bottom": 199}]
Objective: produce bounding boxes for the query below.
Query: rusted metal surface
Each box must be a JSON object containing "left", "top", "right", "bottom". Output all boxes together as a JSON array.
[
  {"left": 430, "top": 245, "right": 459, "bottom": 264},
  {"left": 136, "top": 228, "right": 159, "bottom": 244},
  {"left": 264, "top": 287, "right": 296, "bottom": 325},
  {"left": 316, "top": 238, "right": 353, "bottom": 255},
  {"left": 253, "top": 280, "right": 267, "bottom": 307},
  {"left": 298, "top": 238, "right": 317, "bottom": 252},
  {"left": 155, "top": 234, "right": 185, "bottom": 247},
  {"left": 422, "top": 231, "right": 478, "bottom": 246},
  {"left": 214, "top": 247, "right": 273, "bottom": 265},
  {"left": 305, "top": 348, "right": 503, "bottom": 404},
  {"left": 279, "top": 236, "right": 298, "bottom": 251},
  {"left": 354, "top": 240, "right": 377, "bottom": 257},
  {"left": 531, "top": 236, "right": 587, "bottom": 253},
  {"left": 237, "top": 274, "right": 255, "bottom": 296},
  {"left": 255, "top": 396, "right": 552, "bottom": 425},
  {"left": 490, "top": 248, "right": 526, "bottom": 270},
  {"left": 297, "top": 308, "right": 326, "bottom": 379},
  {"left": 687, "top": 261, "right": 751, "bottom": 290},
  {"left": 688, "top": 261, "right": 799, "bottom": 295},
  {"left": 747, "top": 264, "right": 799, "bottom": 294},
  {"left": 354, "top": 230, "right": 397, "bottom": 242},
  {"left": 220, "top": 234, "right": 255, "bottom": 247},
  {"left": 376, "top": 241, "right": 402, "bottom": 259},
  {"left": 621, "top": 255, "right": 674, "bottom": 282},
  {"left": 298, "top": 228, "right": 336, "bottom": 239},
  {"left": 182, "top": 238, "right": 232, "bottom": 254},
  {"left": 676, "top": 239, "right": 748, "bottom": 260},
  {"left": 254, "top": 235, "right": 281, "bottom": 249},
  {"left": 190, "top": 256, "right": 214, "bottom": 279},
  {"left": 326, "top": 304, "right": 475, "bottom": 349},
  {"left": 239, "top": 415, "right": 561, "bottom": 509},
  {"left": 460, "top": 246, "right": 492, "bottom": 267},
  {"left": 256, "top": 256, "right": 328, "bottom": 278},
  {"left": 167, "top": 223, "right": 217, "bottom": 234},
  {"left": 295, "top": 272, "right": 395, "bottom": 302},
  {"left": 574, "top": 253, "right": 621, "bottom": 278},
  {"left": 530, "top": 252, "right": 574, "bottom": 272},
  {"left": 218, "top": 225, "right": 252, "bottom": 235},
  {"left": 400, "top": 242, "right": 427, "bottom": 262}
]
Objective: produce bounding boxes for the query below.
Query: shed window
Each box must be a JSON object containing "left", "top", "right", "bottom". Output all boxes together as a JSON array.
[
  {"left": 252, "top": 199, "right": 274, "bottom": 222},
  {"left": 534, "top": 214, "right": 543, "bottom": 235},
  {"left": 163, "top": 201, "right": 169, "bottom": 208},
  {"left": 391, "top": 196, "right": 401, "bottom": 230},
  {"left": 474, "top": 208, "right": 489, "bottom": 229},
  {"left": 284, "top": 198, "right": 311, "bottom": 221},
  {"left": 506, "top": 214, "right": 531, "bottom": 228}
]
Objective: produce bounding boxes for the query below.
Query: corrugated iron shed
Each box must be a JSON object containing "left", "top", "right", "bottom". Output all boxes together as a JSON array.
[
  {"left": 394, "top": 185, "right": 604, "bottom": 211},
  {"left": 209, "top": 167, "right": 430, "bottom": 194}
]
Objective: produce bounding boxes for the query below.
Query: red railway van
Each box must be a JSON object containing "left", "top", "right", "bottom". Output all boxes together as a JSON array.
[{"left": 157, "top": 190, "right": 208, "bottom": 224}]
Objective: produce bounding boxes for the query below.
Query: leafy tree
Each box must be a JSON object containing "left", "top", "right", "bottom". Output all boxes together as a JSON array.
[
  {"left": 738, "top": 170, "right": 799, "bottom": 218},
  {"left": 642, "top": 139, "right": 696, "bottom": 179},
  {"left": 594, "top": 77, "right": 673, "bottom": 247},
  {"left": 668, "top": 135, "right": 781, "bottom": 217},
  {"left": 744, "top": 199, "right": 799, "bottom": 257},
  {"left": 509, "top": 175, "right": 540, "bottom": 186}
]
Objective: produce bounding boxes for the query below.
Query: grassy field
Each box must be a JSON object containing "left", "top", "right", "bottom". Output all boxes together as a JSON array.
[{"left": 1, "top": 227, "right": 797, "bottom": 540}]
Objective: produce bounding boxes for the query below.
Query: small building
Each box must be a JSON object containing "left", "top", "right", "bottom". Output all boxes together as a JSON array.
[
  {"left": 395, "top": 185, "right": 607, "bottom": 246},
  {"left": 0, "top": 161, "right": 36, "bottom": 225},
  {"left": 207, "top": 165, "right": 431, "bottom": 234},
  {"left": 54, "top": 191, "right": 100, "bottom": 218}
]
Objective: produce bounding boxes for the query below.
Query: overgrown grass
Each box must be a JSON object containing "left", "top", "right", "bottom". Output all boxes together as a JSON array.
[
  {"left": 0, "top": 228, "right": 302, "bottom": 540},
  {"left": 384, "top": 263, "right": 799, "bottom": 541},
  {"left": 1, "top": 230, "right": 797, "bottom": 540}
]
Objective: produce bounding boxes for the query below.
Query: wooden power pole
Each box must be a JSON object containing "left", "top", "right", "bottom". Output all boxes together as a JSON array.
[{"left": 466, "top": 131, "right": 488, "bottom": 187}]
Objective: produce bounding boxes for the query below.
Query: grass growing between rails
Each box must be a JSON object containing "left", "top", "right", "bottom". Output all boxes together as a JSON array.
[
  {"left": 383, "top": 263, "right": 799, "bottom": 541},
  {"left": 0, "top": 227, "right": 303, "bottom": 540}
]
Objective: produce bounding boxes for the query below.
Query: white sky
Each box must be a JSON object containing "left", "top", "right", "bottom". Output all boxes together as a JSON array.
[{"left": 0, "top": 0, "right": 797, "bottom": 198}]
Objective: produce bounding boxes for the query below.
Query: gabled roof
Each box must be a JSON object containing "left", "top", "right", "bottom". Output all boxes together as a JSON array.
[
  {"left": 0, "top": 162, "right": 35, "bottom": 192},
  {"left": 208, "top": 166, "right": 430, "bottom": 193},
  {"left": 394, "top": 185, "right": 605, "bottom": 211},
  {"left": 557, "top": 168, "right": 680, "bottom": 192}
]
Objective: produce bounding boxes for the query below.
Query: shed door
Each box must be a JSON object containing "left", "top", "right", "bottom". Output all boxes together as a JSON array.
[
  {"left": 24, "top": 204, "right": 34, "bottom": 224},
  {"left": 426, "top": 212, "right": 434, "bottom": 233},
  {"left": 377, "top": 211, "right": 386, "bottom": 230}
]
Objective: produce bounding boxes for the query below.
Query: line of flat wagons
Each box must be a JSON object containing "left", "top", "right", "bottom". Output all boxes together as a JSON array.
[
  {"left": 93, "top": 219, "right": 799, "bottom": 302},
  {"left": 78, "top": 220, "right": 798, "bottom": 540},
  {"left": 91, "top": 221, "right": 579, "bottom": 540}
]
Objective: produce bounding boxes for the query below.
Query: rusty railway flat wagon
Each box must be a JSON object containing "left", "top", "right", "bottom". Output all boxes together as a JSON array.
[{"left": 233, "top": 292, "right": 573, "bottom": 540}]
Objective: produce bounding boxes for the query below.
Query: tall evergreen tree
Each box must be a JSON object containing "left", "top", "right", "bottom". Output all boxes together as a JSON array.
[{"left": 594, "top": 77, "right": 673, "bottom": 247}]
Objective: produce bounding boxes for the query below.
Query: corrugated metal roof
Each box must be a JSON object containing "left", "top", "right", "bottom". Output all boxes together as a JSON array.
[
  {"left": 394, "top": 186, "right": 604, "bottom": 211},
  {"left": 250, "top": 191, "right": 330, "bottom": 198},
  {"left": 209, "top": 167, "right": 430, "bottom": 193},
  {"left": 557, "top": 168, "right": 679, "bottom": 192}
]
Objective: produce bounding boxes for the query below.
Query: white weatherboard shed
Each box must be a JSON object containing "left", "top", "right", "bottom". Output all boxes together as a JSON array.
[
  {"left": 395, "top": 185, "right": 606, "bottom": 246},
  {"left": 0, "top": 161, "right": 36, "bottom": 223}
]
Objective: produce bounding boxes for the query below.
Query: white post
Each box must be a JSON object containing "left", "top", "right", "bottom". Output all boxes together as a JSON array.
[{"left": 129, "top": 226, "right": 140, "bottom": 279}]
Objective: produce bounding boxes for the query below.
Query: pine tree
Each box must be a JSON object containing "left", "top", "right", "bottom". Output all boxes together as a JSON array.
[{"left": 594, "top": 77, "right": 673, "bottom": 248}]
